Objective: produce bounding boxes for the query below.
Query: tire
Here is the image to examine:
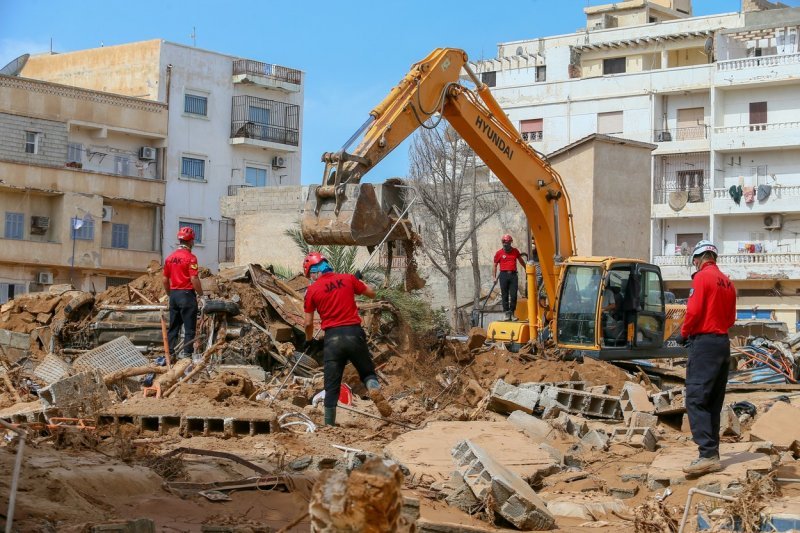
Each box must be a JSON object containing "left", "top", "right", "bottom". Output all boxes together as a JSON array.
[{"left": 202, "top": 299, "right": 240, "bottom": 315}]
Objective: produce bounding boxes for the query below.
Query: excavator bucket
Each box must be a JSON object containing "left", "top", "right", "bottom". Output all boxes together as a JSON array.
[{"left": 301, "top": 182, "right": 410, "bottom": 247}]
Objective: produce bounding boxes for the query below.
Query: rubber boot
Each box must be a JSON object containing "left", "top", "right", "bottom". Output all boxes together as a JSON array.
[{"left": 324, "top": 407, "right": 337, "bottom": 426}]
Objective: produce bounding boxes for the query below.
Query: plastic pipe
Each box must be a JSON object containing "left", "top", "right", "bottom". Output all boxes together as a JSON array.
[
  {"left": 0, "top": 419, "right": 26, "bottom": 533},
  {"left": 677, "top": 487, "right": 736, "bottom": 533}
]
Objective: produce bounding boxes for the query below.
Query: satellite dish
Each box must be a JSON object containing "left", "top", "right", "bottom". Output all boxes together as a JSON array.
[
  {"left": 703, "top": 37, "right": 714, "bottom": 56},
  {"left": 0, "top": 54, "right": 30, "bottom": 77}
]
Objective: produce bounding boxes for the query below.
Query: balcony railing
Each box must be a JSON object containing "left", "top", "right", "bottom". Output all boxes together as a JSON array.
[
  {"left": 227, "top": 184, "right": 253, "bottom": 196},
  {"left": 653, "top": 125, "right": 709, "bottom": 142},
  {"left": 714, "top": 121, "right": 800, "bottom": 135},
  {"left": 717, "top": 52, "right": 800, "bottom": 71},
  {"left": 653, "top": 255, "right": 692, "bottom": 267},
  {"left": 654, "top": 185, "right": 709, "bottom": 205},
  {"left": 713, "top": 185, "right": 800, "bottom": 199},
  {"left": 232, "top": 59, "right": 302, "bottom": 85},
  {"left": 230, "top": 95, "right": 300, "bottom": 147},
  {"left": 717, "top": 253, "right": 800, "bottom": 265}
]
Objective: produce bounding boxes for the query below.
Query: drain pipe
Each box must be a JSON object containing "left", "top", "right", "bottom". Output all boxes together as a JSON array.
[
  {"left": 0, "top": 420, "right": 26, "bottom": 533},
  {"left": 677, "top": 488, "right": 736, "bottom": 533}
]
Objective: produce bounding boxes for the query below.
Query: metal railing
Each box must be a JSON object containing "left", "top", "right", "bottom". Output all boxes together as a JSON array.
[
  {"left": 714, "top": 121, "right": 800, "bottom": 134},
  {"left": 653, "top": 125, "right": 709, "bottom": 142},
  {"left": 232, "top": 59, "right": 302, "bottom": 85},
  {"left": 653, "top": 185, "right": 709, "bottom": 205},
  {"left": 227, "top": 184, "right": 253, "bottom": 196},
  {"left": 653, "top": 255, "right": 692, "bottom": 267},
  {"left": 713, "top": 185, "right": 800, "bottom": 200},
  {"left": 716, "top": 52, "right": 800, "bottom": 71},
  {"left": 230, "top": 95, "right": 300, "bottom": 146}
]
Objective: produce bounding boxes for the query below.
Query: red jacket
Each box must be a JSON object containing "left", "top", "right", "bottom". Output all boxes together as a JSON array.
[
  {"left": 681, "top": 262, "right": 737, "bottom": 337},
  {"left": 304, "top": 272, "right": 367, "bottom": 330},
  {"left": 163, "top": 247, "right": 199, "bottom": 291}
]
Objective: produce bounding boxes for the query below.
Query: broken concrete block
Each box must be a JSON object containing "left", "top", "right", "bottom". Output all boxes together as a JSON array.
[
  {"left": 541, "top": 405, "right": 561, "bottom": 420},
  {"left": 611, "top": 427, "right": 657, "bottom": 452},
  {"left": 488, "top": 379, "right": 540, "bottom": 415},
  {"left": 607, "top": 482, "right": 639, "bottom": 499},
  {"left": 751, "top": 402, "right": 800, "bottom": 448},
  {"left": 268, "top": 323, "right": 294, "bottom": 342},
  {"left": 466, "top": 327, "right": 487, "bottom": 351},
  {"left": 451, "top": 439, "right": 555, "bottom": 530},
  {"left": 540, "top": 386, "right": 623, "bottom": 420},
  {"left": 628, "top": 411, "right": 659, "bottom": 429},
  {"left": 38, "top": 370, "right": 110, "bottom": 417},
  {"left": 0, "top": 328, "right": 30, "bottom": 363},
  {"left": 508, "top": 410, "right": 554, "bottom": 441},
  {"left": 650, "top": 387, "right": 685, "bottom": 415},
  {"left": 620, "top": 382, "right": 655, "bottom": 421},
  {"left": 444, "top": 470, "right": 482, "bottom": 512},
  {"left": 720, "top": 405, "right": 741, "bottom": 437},
  {"left": 579, "top": 429, "right": 610, "bottom": 451},
  {"left": 620, "top": 464, "right": 648, "bottom": 483},
  {"left": 539, "top": 443, "right": 564, "bottom": 465}
]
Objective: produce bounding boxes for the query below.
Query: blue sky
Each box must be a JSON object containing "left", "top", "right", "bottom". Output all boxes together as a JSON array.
[{"left": 1, "top": 0, "right": 794, "bottom": 184}]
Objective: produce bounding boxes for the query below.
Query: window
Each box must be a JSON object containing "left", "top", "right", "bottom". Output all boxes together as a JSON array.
[
  {"left": 603, "top": 57, "right": 626, "bottom": 75},
  {"left": 184, "top": 94, "right": 208, "bottom": 116},
  {"left": 675, "top": 233, "right": 703, "bottom": 255},
  {"left": 597, "top": 111, "right": 623, "bottom": 135},
  {"left": 676, "top": 108, "right": 705, "bottom": 140},
  {"left": 67, "top": 143, "right": 83, "bottom": 163},
  {"left": 181, "top": 157, "right": 206, "bottom": 180},
  {"left": 111, "top": 223, "right": 129, "bottom": 249},
  {"left": 245, "top": 166, "right": 267, "bottom": 187},
  {"left": 0, "top": 283, "right": 27, "bottom": 304},
  {"left": 25, "top": 132, "right": 39, "bottom": 154},
  {"left": 4, "top": 212, "right": 24, "bottom": 240},
  {"left": 535, "top": 65, "right": 546, "bottom": 82},
  {"left": 520, "top": 119, "right": 543, "bottom": 142},
  {"left": 248, "top": 105, "right": 271, "bottom": 125},
  {"left": 556, "top": 265, "right": 602, "bottom": 346},
  {"left": 481, "top": 71, "right": 496, "bottom": 87},
  {"left": 179, "top": 221, "right": 203, "bottom": 244},
  {"left": 71, "top": 217, "right": 95, "bottom": 241},
  {"left": 114, "top": 156, "right": 131, "bottom": 176},
  {"left": 749, "top": 102, "right": 767, "bottom": 131}
]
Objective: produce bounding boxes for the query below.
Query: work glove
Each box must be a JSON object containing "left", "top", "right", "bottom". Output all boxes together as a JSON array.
[
  {"left": 198, "top": 295, "right": 208, "bottom": 311},
  {"left": 354, "top": 270, "right": 363, "bottom": 280},
  {"left": 302, "top": 338, "right": 324, "bottom": 353},
  {"left": 675, "top": 335, "right": 688, "bottom": 347}
]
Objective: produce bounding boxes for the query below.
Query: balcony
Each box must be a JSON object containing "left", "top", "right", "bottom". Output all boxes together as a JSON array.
[
  {"left": 101, "top": 248, "right": 161, "bottom": 272},
  {"left": 652, "top": 125, "right": 710, "bottom": 155},
  {"left": 713, "top": 185, "right": 800, "bottom": 215},
  {"left": 718, "top": 252, "right": 800, "bottom": 281},
  {"left": 229, "top": 95, "right": 300, "bottom": 151},
  {"left": 653, "top": 255, "right": 693, "bottom": 282},
  {"left": 712, "top": 121, "right": 800, "bottom": 152},
  {"left": 232, "top": 59, "right": 302, "bottom": 92},
  {"left": 715, "top": 53, "right": 800, "bottom": 87},
  {"left": 227, "top": 184, "right": 253, "bottom": 196}
]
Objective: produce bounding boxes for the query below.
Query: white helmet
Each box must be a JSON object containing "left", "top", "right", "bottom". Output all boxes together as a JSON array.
[{"left": 692, "top": 240, "right": 718, "bottom": 259}]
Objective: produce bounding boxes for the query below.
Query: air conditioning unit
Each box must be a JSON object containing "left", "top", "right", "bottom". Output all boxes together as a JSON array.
[
  {"left": 101, "top": 205, "right": 114, "bottom": 222},
  {"left": 657, "top": 131, "right": 672, "bottom": 142},
  {"left": 139, "top": 146, "right": 157, "bottom": 161},
  {"left": 272, "top": 156, "right": 286, "bottom": 168},
  {"left": 763, "top": 214, "right": 783, "bottom": 230},
  {"left": 37, "top": 272, "right": 53, "bottom": 285},
  {"left": 30, "top": 216, "right": 50, "bottom": 235}
]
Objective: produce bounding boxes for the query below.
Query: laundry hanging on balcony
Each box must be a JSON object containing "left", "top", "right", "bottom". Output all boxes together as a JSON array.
[
  {"left": 668, "top": 190, "right": 688, "bottom": 211},
  {"left": 757, "top": 184, "right": 772, "bottom": 201},
  {"left": 729, "top": 185, "right": 743, "bottom": 205},
  {"left": 743, "top": 186, "right": 755, "bottom": 204}
]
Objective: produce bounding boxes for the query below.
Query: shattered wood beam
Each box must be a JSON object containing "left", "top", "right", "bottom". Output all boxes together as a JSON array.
[
  {"left": 103, "top": 366, "right": 167, "bottom": 385},
  {"left": 163, "top": 339, "right": 225, "bottom": 397}
]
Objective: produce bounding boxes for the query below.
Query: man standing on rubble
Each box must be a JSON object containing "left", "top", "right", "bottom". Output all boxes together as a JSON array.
[
  {"left": 493, "top": 234, "right": 526, "bottom": 321},
  {"left": 162, "top": 227, "right": 204, "bottom": 360},
  {"left": 679, "top": 240, "right": 736, "bottom": 476},
  {"left": 302, "top": 252, "right": 392, "bottom": 426}
]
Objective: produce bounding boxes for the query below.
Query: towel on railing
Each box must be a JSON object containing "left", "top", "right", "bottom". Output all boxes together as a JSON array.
[
  {"left": 729, "top": 185, "right": 743, "bottom": 205},
  {"left": 757, "top": 184, "right": 772, "bottom": 201},
  {"left": 743, "top": 186, "right": 755, "bottom": 204}
]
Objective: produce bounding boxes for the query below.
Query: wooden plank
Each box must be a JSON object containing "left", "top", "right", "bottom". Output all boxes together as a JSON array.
[{"left": 726, "top": 383, "right": 800, "bottom": 392}]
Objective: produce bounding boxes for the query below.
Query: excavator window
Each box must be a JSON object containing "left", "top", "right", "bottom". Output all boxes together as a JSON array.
[
  {"left": 633, "top": 268, "right": 667, "bottom": 348},
  {"left": 556, "top": 265, "right": 602, "bottom": 346}
]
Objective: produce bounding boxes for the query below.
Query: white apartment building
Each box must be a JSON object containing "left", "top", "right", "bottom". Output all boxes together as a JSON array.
[
  {"left": 21, "top": 39, "right": 304, "bottom": 272},
  {"left": 472, "top": 0, "right": 800, "bottom": 331}
]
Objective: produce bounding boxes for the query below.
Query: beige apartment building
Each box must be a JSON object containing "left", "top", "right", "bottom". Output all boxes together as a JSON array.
[{"left": 0, "top": 74, "right": 167, "bottom": 300}]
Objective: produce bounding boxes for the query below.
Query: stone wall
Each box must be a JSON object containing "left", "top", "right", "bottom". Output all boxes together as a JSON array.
[{"left": 0, "top": 113, "right": 67, "bottom": 168}]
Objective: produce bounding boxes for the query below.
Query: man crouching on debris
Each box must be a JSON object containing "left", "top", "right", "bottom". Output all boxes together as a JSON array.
[
  {"left": 302, "top": 252, "right": 392, "bottom": 426},
  {"left": 162, "top": 226, "right": 204, "bottom": 360},
  {"left": 679, "top": 240, "right": 736, "bottom": 476}
]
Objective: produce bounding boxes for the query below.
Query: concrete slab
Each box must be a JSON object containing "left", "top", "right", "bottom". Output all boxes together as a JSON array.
[
  {"left": 750, "top": 401, "right": 800, "bottom": 448},
  {"left": 385, "top": 421, "right": 561, "bottom": 482},
  {"left": 646, "top": 442, "right": 772, "bottom": 491},
  {"left": 452, "top": 439, "right": 555, "bottom": 530},
  {"left": 507, "top": 410, "right": 556, "bottom": 442},
  {"left": 628, "top": 411, "right": 659, "bottom": 429},
  {"left": 38, "top": 370, "right": 110, "bottom": 417},
  {"left": 0, "top": 400, "right": 46, "bottom": 423},
  {"left": 542, "top": 493, "right": 629, "bottom": 521},
  {"left": 488, "top": 379, "right": 540, "bottom": 415},
  {"left": 611, "top": 427, "right": 657, "bottom": 451}
]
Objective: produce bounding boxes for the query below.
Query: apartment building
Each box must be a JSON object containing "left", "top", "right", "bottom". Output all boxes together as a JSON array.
[
  {"left": 472, "top": 0, "right": 800, "bottom": 331},
  {"left": 0, "top": 74, "right": 167, "bottom": 300},
  {"left": 21, "top": 39, "right": 304, "bottom": 271}
]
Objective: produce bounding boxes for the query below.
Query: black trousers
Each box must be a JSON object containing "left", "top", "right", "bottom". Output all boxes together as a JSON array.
[
  {"left": 685, "top": 334, "right": 730, "bottom": 459},
  {"left": 168, "top": 289, "right": 198, "bottom": 356},
  {"left": 322, "top": 325, "right": 377, "bottom": 408},
  {"left": 498, "top": 271, "right": 518, "bottom": 313}
]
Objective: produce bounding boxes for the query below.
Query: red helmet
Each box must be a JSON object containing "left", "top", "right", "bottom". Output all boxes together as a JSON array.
[
  {"left": 501, "top": 234, "right": 513, "bottom": 244},
  {"left": 177, "top": 226, "right": 195, "bottom": 242},
  {"left": 303, "top": 251, "right": 327, "bottom": 277}
]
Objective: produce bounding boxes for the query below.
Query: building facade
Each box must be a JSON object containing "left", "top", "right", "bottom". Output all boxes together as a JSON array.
[
  {"left": 0, "top": 75, "right": 167, "bottom": 300},
  {"left": 21, "top": 39, "right": 304, "bottom": 272},
  {"left": 473, "top": 0, "right": 800, "bottom": 332}
]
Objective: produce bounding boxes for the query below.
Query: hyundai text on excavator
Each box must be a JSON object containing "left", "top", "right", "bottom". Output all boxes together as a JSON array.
[{"left": 301, "top": 48, "right": 685, "bottom": 361}]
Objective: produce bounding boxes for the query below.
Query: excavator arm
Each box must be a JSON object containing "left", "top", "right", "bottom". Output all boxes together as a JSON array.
[{"left": 301, "top": 48, "right": 576, "bottom": 306}]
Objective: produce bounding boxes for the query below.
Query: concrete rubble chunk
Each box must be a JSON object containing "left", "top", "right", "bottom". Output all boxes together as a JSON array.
[
  {"left": 444, "top": 471, "right": 482, "bottom": 512},
  {"left": 620, "top": 381, "right": 655, "bottom": 421},
  {"left": 607, "top": 482, "right": 639, "bottom": 499},
  {"left": 578, "top": 429, "right": 610, "bottom": 451},
  {"left": 540, "top": 386, "right": 623, "bottom": 420},
  {"left": 786, "top": 330, "right": 800, "bottom": 349},
  {"left": 628, "top": 411, "right": 659, "bottom": 429},
  {"left": 451, "top": 439, "right": 555, "bottom": 530},
  {"left": 217, "top": 364, "right": 268, "bottom": 383},
  {"left": 488, "top": 378, "right": 540, "bottom": 415},
  {"left": 548, "top": 412, "right": 587, "bottom": 439},
  {"left": 611, "top": 427, "right": 657, "bottom": 452},
  {"left": 38, "top": 370, "right": 110, "bottom": 417},
  {"left": 750, "top": 402, "right": 800, "bottom": 448},
  {"left": 466, "top": 327, "right": 487, "bottom": 351},
  {"left": 543, "top": 494, "right": 628, "bottom": 521},
  {"left": 508, "top": 410, "right": 555, "bottom": 441},
  {"left": 719, "top": 404, "right": 741, "bottom": 437},
  {"left": 0, "top": 328, "right": 30, "bottom": 363},
  {"left": 650, "top": 387, "right": 685, "bottom": 415}
]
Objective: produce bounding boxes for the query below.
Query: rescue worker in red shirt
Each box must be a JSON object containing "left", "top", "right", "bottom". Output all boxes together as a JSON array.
[
  {"left": 678, "top": 240, "right": 736, "bottom": 476},
  {"left": 302, "top": 252, "right": 392, "bottom": 426},
  {"left": 162, "top": 227, "right": 204, "bottom": 359},
  {"left": 492, "top": 234, "right": 526, "bottom": 321}
]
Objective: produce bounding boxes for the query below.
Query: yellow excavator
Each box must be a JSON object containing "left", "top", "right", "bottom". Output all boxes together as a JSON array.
[{"left": 301, "top": 48, "right": 685, "bottom": 360}]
